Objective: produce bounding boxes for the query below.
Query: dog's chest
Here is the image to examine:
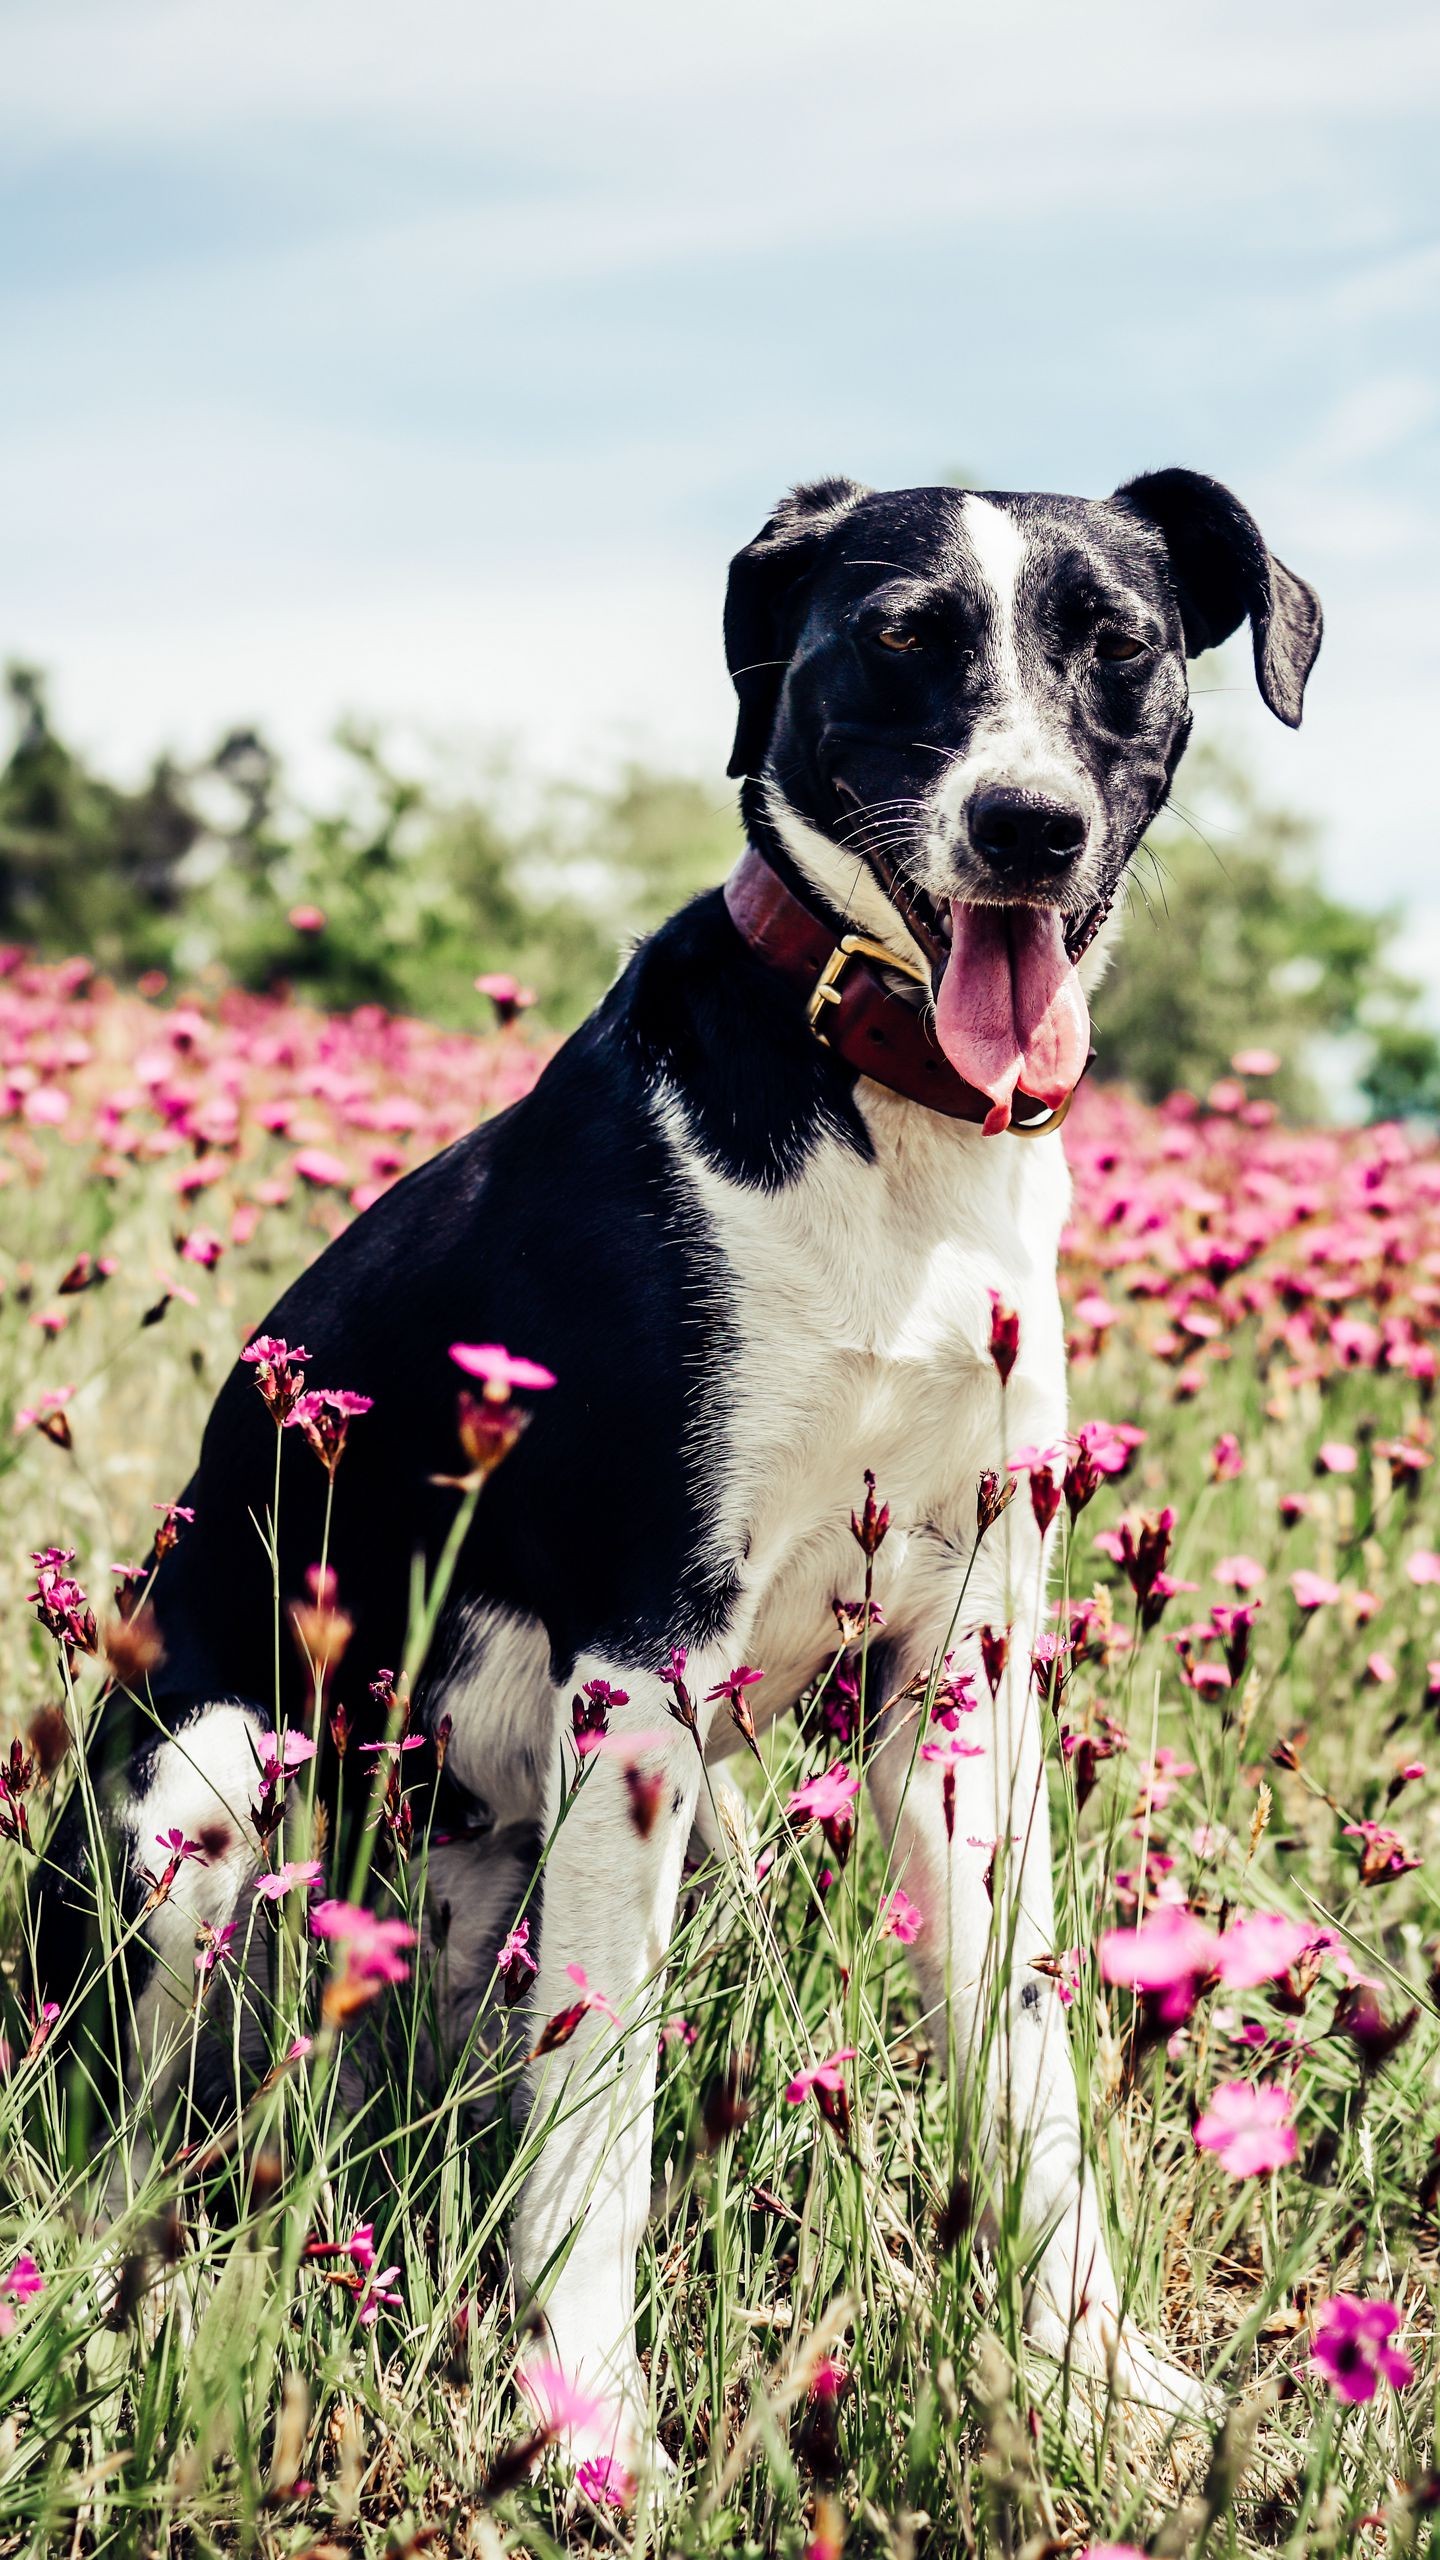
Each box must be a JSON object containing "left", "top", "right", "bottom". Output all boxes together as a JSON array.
[{"left": 670, "top": 1088, "right": 1073, "bottom": 1694}]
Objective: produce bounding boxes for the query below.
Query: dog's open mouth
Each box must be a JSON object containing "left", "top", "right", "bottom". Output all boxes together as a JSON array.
[{"left": 934, "top": 901, "right": 1091, "bottom": 1134}]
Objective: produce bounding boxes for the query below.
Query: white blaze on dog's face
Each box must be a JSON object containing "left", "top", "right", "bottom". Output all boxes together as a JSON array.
[{"left": 725, "top": 470, "right": 1321, "bottom": 1127}]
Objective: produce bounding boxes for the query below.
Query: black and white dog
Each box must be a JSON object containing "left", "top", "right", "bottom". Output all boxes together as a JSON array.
[{"left": 38, "top": 469, "right": 1319, "bottom": 2461}]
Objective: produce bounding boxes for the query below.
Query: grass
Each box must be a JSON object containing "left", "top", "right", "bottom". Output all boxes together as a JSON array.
[{"left": 2, "top": 956, "right": 1439, "bottom": 2555}]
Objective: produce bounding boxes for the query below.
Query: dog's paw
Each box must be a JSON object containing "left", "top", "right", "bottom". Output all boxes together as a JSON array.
[
  {"left": 1027, "top": 2290, "right": 1212, "bottom": 2426},
  {"left": 517, "top": 2348, "right": 675, "bottom": 2514}
]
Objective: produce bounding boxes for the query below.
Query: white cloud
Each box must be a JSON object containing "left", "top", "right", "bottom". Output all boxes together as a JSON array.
[{"left": 2, "top": 0, "right": 1438, "bottom": 988}]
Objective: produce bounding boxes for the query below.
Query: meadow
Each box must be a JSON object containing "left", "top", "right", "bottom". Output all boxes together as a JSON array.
[{"left": 2, "top": 945, "right": 1440, "bottom": 2558}]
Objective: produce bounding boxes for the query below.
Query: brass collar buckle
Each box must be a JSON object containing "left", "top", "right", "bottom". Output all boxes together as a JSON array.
[{"left": 805, "top": 933, "right": 929, "bottom": 1038}]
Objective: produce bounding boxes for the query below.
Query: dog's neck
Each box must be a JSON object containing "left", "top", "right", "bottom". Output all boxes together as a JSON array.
[{"left": 741, "top": 779, "right": 934, "bottom": 992}]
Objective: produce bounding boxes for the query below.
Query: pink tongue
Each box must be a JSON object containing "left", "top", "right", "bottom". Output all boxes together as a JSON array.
[{"left": 934, "top": 902, "right": 1090, "bottom": 1133}]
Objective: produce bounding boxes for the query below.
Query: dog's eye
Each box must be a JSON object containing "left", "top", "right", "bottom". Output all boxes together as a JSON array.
[
  {"left": 876, "top": 627, "right": 921, "bottom": 652},
  {"left": 1095, "top": 631, "right": 1146, "bottom": 662}
]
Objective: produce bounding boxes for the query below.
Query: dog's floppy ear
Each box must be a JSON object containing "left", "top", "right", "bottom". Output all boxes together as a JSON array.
[
  {"left": 724, "top": 477, "right": 870, "bottom": 779},
  {"left": 1114, "top": 467, "right": 1322, "bottom": 728}
]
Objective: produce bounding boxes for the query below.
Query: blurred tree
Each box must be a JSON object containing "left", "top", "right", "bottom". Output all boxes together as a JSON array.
[
  {"left": 1095, "top": 743, "right": 1440, "bottom": 1117},
  {"left": 3, "top": 670, "right": 1437, "bottom": 1115},
  {"left": 0, "top": 665, "right": 198, "bottom": 970},
  {"left": 0, "top": 668, "right": 739, "bottom": 1029}
]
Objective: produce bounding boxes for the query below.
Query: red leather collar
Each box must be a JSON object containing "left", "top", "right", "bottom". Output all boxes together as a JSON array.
[{"left": 722, "top": 843, "right": 1075, "bottom": 1136}]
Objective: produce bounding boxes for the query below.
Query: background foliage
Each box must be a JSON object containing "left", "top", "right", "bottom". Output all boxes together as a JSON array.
[{"left": 4, "top": 663, "right": 1439, "bottom": 1117}]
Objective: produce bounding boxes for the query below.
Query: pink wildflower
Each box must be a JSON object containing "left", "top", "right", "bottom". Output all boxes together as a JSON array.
[
  {"left": 1311, "top": 2296, "right": 1414, "bottom": 2401},
  {"left": 475, "top": 972, "right": 536, "bottom": 1024},
  {"left": 1215, "top": 1913, "right": 1328, "bottom": 1990},
  {"left": 448, "top": 1342, "right": 556, "bottom": 1393},
  {"left": 1214, "top": 1554, "right": 1266, "bottom": 1591},
  {"left": 496, "top": 1917, "right": 538, "bottom": 2005},
  {"left": 310, "top": 1899, "right": 416, "bottom": 1984},
  {"left": 785, "top": 2048, "right": 857, "bottom": 2104},
  {"left": 577, "top": 2454, "right": 636, "bottom": 2510},
  {"left": 284, "top": 1386, "right": 373, "bottom": 1473},
  {"left": 787, "top": 1763, "right": 861, "bottom": 1866},
  {"left": 254, "top": 1860, "right": 324, "bottom": 1901},
  {"left": 1290, "top": 1570, "right": 1341, "bottom": 1612},
  {"left": 880, "top": 1889, "right": 923, "bottom": 1944},
  {"left": 521, "top": 2359, "right": 610, "bottom": 2439},
  {"left": 1406, "top": 1550, "right": 1440, "bottom": 1587},
  {"left": 1193, "top": 2079, "right": 1296, "bottom": 2177},
  {"left": 355, "top": 2264, "right": 404, "bottom": 2327},
  {"left": 240, "top": 1334, "right": 310, "bottom": 1422},
  {"left": 1099, "top": 1905, "right": 1219, "bottom": 2022},
  {"left": 987, "top": 1291, "right": 1020, "bottom": 1384},
  {"left": 564, "top": 1961, "right": 620, "bottom": 2026},
  {"left": 0, "top": 2255, "right": 43, "bottom": 2336}
]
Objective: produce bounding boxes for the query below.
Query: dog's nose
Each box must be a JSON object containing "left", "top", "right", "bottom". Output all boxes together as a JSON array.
[{"left": 968, "top": 786, "right": 1087, "bottom": 878}]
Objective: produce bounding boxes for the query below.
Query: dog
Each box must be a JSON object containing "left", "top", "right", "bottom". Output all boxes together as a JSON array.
[{"left": 36, "top": 467, "right": 1320, "bottom": 2466}]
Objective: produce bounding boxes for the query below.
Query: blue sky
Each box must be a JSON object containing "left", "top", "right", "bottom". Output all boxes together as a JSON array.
[{"left": 4, "top": 0, "right": 1438, "bottom": 976}]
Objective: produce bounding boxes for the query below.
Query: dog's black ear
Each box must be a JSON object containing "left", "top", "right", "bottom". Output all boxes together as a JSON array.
[
  {"left": 1115, "top": 467, "right": 1322, "bottom": 728},
  {"left": 724, "top": 477, "right": 870, "bottom": 779}
]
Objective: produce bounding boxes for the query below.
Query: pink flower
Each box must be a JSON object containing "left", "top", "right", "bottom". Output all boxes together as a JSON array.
[
  {"left": 1311, "top": 2296, "right": 1415, "bottom": 2401},
  {"left": 1052, "top": 1946, "right": 1084, "bottom": 2006},
  {"left": 1193, "top": 2079, "right": 1296, "bottom": 2177},
  {"left": 919, "top": 1731, "right": 985, "bottom": 1766},
  {"left": 787, "top": 1766, "right": 861, "bottom": 1826},
  {"left": 1231, "top": 1046, "right": 1280, "bottom": 1076},
  {"left": 987, "top": 1291, "right": 1020, "bottom": 1384},
  {"left": 1406, "top": 1550, "right": 1440, "bottom": 1587},
  {"left": 564, "top": 1961, "right": 621, "bottom": 2027},
  {"left": 310, "top": 1900, "right": 417, "bottom": 1984},
  {"left": 787, "top": 1762, "right": 861, "bottom": 1866},
  {"left": 880, "top": 1889, "right": 923, "bottom": 1943},
  {"left": 288, "top": 904, "right": 327, "bottom": 932},
  {"left": 496, "top": 1918, "right": 538, "bottom": 2005},
  {"left": 1210, "top": 1431, "right": 1244, "bottom": 1481},
  {"left": 1316, "top": 1440, "right": 1357, "bottom": 1474},
  {"left": 345, "top": 2223, "right": 377, "bottom": 2272},
  {"left": 448, "top": 1342, "right": 556, "bottom": 1394},
  {"left": 577, "top": 2454, "right": 636, "bottom": 2509},
  {"left": 356, "top": 2263, "right": 404, "bottom": 2327},
  {"left": 1098, "top": 1905, "right": 1219, "bottom": 2022},
  {"left": 1342, "top": 1820, "right": 1420, "bottom": 1883},
  {"left": 195, "top": 1920, "right": 239, "bottom": 1976},
  {"left": 156, "top": 1826, "right": 203, "bottom": 1863},
  {"left": 254, "top": 1859, "right": 324, "bottom": 1901},
  {"left": 257, "top": 1730, "right": 316, "bottom": 1795},
  {"left": 292, "top": 1147, "right": 350, "bottom": 1188},
  {"left": 284, "top": 1386, "right": 373, "bottom": 1473},
  {"left": 521, "top": 2360, "right": 611, "bottom": 2439},
  {"left": 475, "top": 972, "right": 536, "bottom": 1024},
  {"left": 1215, "top": 1913, "right": 1328, "bottom": 1990},
  {"left": 0, "top": 2254, "right": 43, "bottom": 2336},
  {"left": 785, "top": 2048, "right": 858, "bottom": 2105},
  {"left": 240, "top": 1334, "right": 310, "bottom": 1422},
  {"left": 1290, "top": 1570, "right": 1340, "bottom": 1612}
]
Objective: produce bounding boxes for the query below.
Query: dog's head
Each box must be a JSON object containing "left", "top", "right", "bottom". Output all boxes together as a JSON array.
[{"left": 724, "top": 471, "right": 1321, "bottom": 1128}]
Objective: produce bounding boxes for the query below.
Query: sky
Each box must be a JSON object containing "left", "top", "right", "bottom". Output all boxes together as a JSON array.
[{"left": 4, "top": 0, "right": 1439, "bottom": 980}]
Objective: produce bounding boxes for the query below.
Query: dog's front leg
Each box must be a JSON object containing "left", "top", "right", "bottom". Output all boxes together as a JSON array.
[
  {"left": 511, "top": 1660, "right": 715, "bottom": 2468},
  {"left": 865, "top": 1600, "right": 1205, "bottom": 2418}
]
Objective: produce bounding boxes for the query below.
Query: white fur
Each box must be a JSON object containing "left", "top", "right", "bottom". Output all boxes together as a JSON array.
[
  {"left": 926, "top": 494, "right": 1100, "bottom": 896},
  {"left": 127, "top": 1704, "right": 266, "bottom": 2062},
  {"left": 496, "top": 1072, "right": 1201, "bottom": 2447},
  {"left": 118, "top": 1034, "right": 1199, "bottom": 2456}
]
